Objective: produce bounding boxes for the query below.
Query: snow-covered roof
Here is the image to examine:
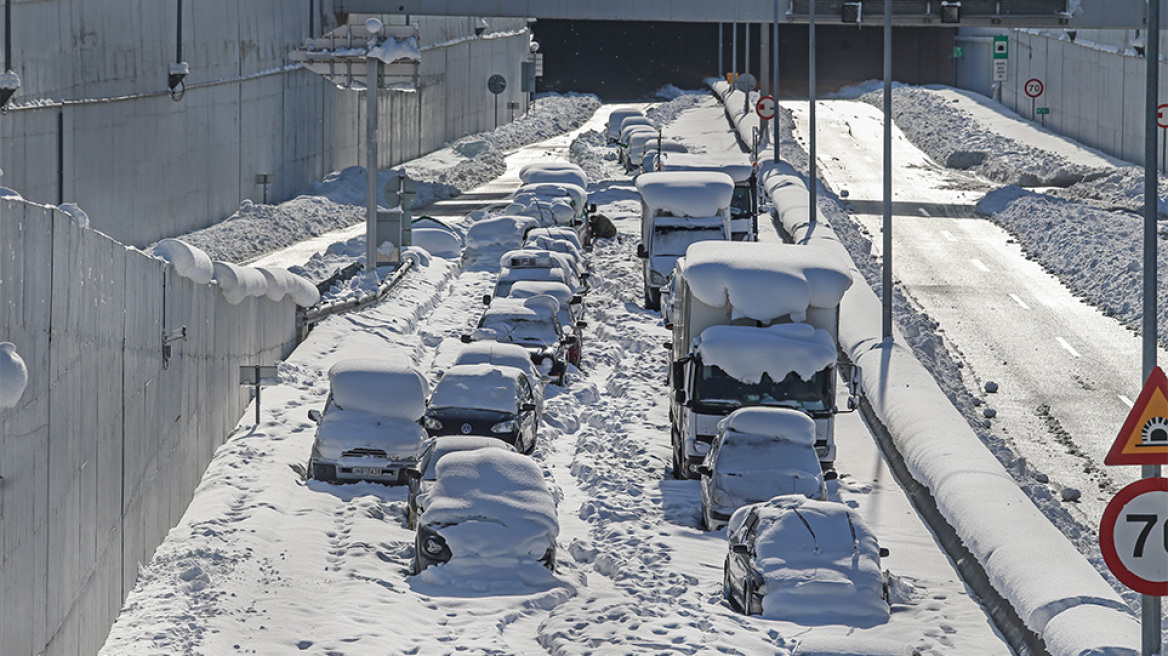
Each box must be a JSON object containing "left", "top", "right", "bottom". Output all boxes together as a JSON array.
[
  {"left": 507, "top": 280, "right": 574, "bottom": 306},
  {"left": 661, "top": 156, "right": 753, "bottom": 184},
  {"left": 524, "top": 227, "right": 582, "bottom": 252},
  {"left": 420, "top": 449, "right": 558, "bottom": 561},
  {"left": 636, "top": 171, "right": 735, "bottom": 218},
  {"left": 315, "top": 410, "right": 426, "bottom": 459},
  {"left": 518, "top": 162, "right": 587, "bottom": 189},
  {"left": 695, "top": 324, "right": 837, "bottom": 384},
  {"left": 418, "top": 436, "right": 517, "bottom": 479},
  {"left": 619, "top": 116, "right": 653, "bottom": 133},
  {"left": 465, "top": 215, "right": 537, "bottom": 250},
  {"left": 412, "top": 227, "right": 463, "bottom": 259},
  {"left": 679, "top": 241, "right": 852, "bottom": 320},
  {"left": 515, "top": 182, "right": 587, "bottom": 210},
  {"left": 452, "top": 342, "right": 542, "bottom": 384},
  {"left": 328, "top": 359, "right": 428, "bottom": 420},
  {"left": 428, "top": 364, "right": 523, "bottom": 414},
  {"left": 717, "top": 407, "right": 817, "bottom": 447},
  {"left": 731, "top": 495, "right": 889, "bottom": 625},
  {"left": 500, "top": 249, "right": 556, "bottom": 270}
]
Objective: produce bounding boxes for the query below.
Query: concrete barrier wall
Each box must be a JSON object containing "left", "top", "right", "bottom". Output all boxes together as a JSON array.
[
  {"left": 0, "top": 2, "right": 530, "bottom": 249},
  {"left": 0, "top": 198, "right": 300, "bottom": 656}
]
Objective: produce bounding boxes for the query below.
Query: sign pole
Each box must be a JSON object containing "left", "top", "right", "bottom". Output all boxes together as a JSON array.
[
  {"left": 365, "top": 58, "right": 381, "bottom": 276},
  {"left": 772, "top": 0, "right": 779, "bottom": 163},
  {"left": 809, "top": 0, "right": 817, "bottom": 226},
  {"left": 882, "top": 0, "right": 893, "bottom": 340}
]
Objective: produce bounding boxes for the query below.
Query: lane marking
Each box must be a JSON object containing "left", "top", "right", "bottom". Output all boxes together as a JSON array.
[
  {"left": 971, "top": 258, "right": 990, "bottom": 272},
  {"left": 1056, "top": 337, "right": 1082, "bottom": 358},
  {"left": 1119, "top": 394, "right": 1135, "bottom": 408},
  {"left": 1009, "top": 294, "right": 1031, "bottom": 310},
  {"left": 941, "top": 230, "right": 957, "bottom": 242}
]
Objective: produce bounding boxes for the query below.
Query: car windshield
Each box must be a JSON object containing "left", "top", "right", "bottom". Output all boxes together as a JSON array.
[
  {"left": 481, "top": 315, "right": 560, "bottom": 346},
  {"left": 730, "top": 185, "right": 752, "bottom": 220},
  {"left": 693, "top": 364, "right": 832, "bottom": 414},
  {"left": 652, "top": 225, "right": 725, "bottom": 257}
]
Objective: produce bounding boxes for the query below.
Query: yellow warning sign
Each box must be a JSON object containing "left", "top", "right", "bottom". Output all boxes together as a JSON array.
[{"left": 1107, "top": 366, "right": 1168, "bottom": 466}]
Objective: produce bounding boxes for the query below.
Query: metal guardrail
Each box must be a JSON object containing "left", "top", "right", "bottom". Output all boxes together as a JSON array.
[{"left": 296, "top": 259, "right": 416, "bottom": 338}]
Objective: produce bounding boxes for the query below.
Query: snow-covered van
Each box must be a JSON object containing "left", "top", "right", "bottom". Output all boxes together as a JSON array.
[
  {"left": 660, "top": 155, "right": 758, "bottom": 241},
  {"left": 605, "top": 108, "right": 646, "bottom": 143},
  {"left": 665, "top": 241, "right": 855, "bottom": 477},
  {"left": 635, "top": 171, "right": 734, "bottom": 310}
]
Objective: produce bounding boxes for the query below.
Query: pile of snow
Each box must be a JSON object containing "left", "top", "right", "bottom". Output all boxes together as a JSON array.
[
  {"left": 428, "top": 364, "right": 521, "bottom": 413},
  {"left": 696, "top": 324, "right": 837, "bottom": 383},
  {"left": 734, "top": 495, "right": 889, "bottom": 626},
  {"left": 328, "top": 359, "right": 428, "bottom": 419},
  {"left": 418, "top": 449, "right": 558, "bottom": 563},
  {"left": 465, "top": 215, "right": 537, "bottom": 250},
  {"left": 150, "top": 238, "right": 214, "bottom": 284},
  {"left": 637, "top": 171, "right": 734, "bottom": 218},
  {"left": 679, "top": 241, "right": 853, "bottom": 320},
  {"left": 367, "top": 36, "right": 421, "bottom": 64},
  {"left": 0, "top": 342, "right": 28, "bottom": 408},
  {"left": 211, "top": 261, "right": 268, "bottom": 304}
]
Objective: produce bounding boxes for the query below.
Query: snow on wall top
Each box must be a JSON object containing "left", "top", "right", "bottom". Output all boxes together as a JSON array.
[
  {"left": 680, "top": 241, "right": 852, "bottom": 320},
  {"left": 0, "top": 342, "right": 28, "bottom": 408},
  {"left": 151, "top": 238, "right": 214, "bottom": 284},
  {"left": 518, "top": 162, "right": 587, "bottom": 189},
  {"left": 695, "top": 324, "right": 836, "bottom": 384},
  {"left": 328, "top": 359, "right": 428, "bottom": 420},
  {"left": 429, "top": 364, "right": 523, "bottom": 413},
  {"left": 636, "top": 171, "right": 734, "bottom": 218},
  {"left": 718, "top": 407, "right": 817, "bottom": 447}
]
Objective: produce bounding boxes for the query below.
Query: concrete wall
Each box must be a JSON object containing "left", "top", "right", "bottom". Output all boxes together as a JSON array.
[
  {"left": 0, "top": 2, "right": 530, "bottom": 249},
  {"left": 0, "top": 197, "right": 300, "bottom": 656}
]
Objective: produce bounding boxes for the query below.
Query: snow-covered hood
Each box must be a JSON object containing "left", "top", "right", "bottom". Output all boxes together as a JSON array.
[{"left": 313, "top": 409, "right": 426, "bottom": 460}]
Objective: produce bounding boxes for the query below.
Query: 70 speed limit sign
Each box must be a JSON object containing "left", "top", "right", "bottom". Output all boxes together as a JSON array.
[{"left": 1101, "top": 477, "right": 1168, "bottom": 595}]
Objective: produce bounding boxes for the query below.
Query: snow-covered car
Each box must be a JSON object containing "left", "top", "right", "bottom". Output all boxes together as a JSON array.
[
  {"left": 307, "top": 359, "right": 429, "bottom": 485},
  {"left": 512, "top": 182, "right": 594, "bottom": 247},
  {"left": 524, "top": 226, "right": 584, "bottom": 254},
  {"left": 618, "top": 123, "right": 656, "bottom": 167},
  {"left": 698, "top": 407, "right": 830, "bottom": 531},
  {"left": 413, "top": 449, "right": 558, "bottom": 573},
  {"left": 523, "top": 232, "right": 587, "bottom": 277},
  {"left": 450, "top": 341, "right": 547, "bottom": 410},
  {"left": 518, "top": 161, "right": 588, "bottom": 189},
  {"left": 406, "top": 435, "right": 517, "bottom": 529},
  {"left": 410, "top": 216, "right": 464, "bottom": 259},
  {"left": 423, "top": 364, "right": 540, "bottom": 454},
  {"left": 463, "top": 296, "right": 574, "bottom": 384},
  {"left": 491, "top": 249, "right": 588, "bottom": 298},
  {"left": 605, "top": 108, "right": 645, "bottom": 143},
  {"left": 505, "top": 280, "right": 585, "bottom": 366},
  {"left": 465, "top": 214, "right": 538, "bottom": 251},
  {"left": 724, "top": 495, "right": 890, "bottom": 625}
]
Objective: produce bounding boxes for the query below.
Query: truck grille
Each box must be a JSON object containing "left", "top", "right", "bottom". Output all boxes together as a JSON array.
[{"left": 342, "top": 448, "right": 387, "bottom": 459}]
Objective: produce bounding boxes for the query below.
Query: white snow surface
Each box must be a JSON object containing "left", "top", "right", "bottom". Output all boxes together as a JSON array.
[
  {"left": 0, "top": 342, "right": 28, "bottom": 408},
  {"left": 410, "top": 227, "right": 463, "bottom": 259},
  {"left": 366, "top": 36, "right": 421, "bottom": 64},
  {"left": 149, "top": 238, "right": 214, "bottom": 284},
  {"left": 680, "top": 241, "right": 853, "bottom": 320},
  {"left": 719, "top": 406, "right": 818, "bottom": 447},
  {"left": 428, "top": 364, "right": 522, "bottom": 413},
  {"left": 328, "top": 359, "right": 427, "bottom": 419},
  {"left": 636, "top": 170, "right": 734, "bottom": 218},
  {"left": 518, "top": 162, "right": 588, "bottom": 189},
  {"left": 696, "top": 323, "right": 838, "bottom": 384}
]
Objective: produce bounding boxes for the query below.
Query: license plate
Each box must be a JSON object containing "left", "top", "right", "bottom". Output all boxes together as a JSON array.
[{"left": 352, "top": 467, "right": 383, "bottom": 476}]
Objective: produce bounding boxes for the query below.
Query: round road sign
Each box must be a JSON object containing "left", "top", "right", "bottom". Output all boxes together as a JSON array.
[
  {"left": 756, "top": 95, "right": 776, "bottom": 121},
  {"left": 1100, "top": 477, "right": 1168, "bottom": 596},
  {"left": 1158, "top": 103, "right": 1168, "bottom": 129},
  {"left": 1024, "top": 78, "right": 1044, "bottom": 98},
  {"left": 488, "top": 74, "right": 507, "bottom": 95},
  {"left": 735, "top": 73, "right": 757, "bottom": 93}
]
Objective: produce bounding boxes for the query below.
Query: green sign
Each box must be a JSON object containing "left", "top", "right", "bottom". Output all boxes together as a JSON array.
[
  {"left": 953, "top": 46, "right": 965, "bottom": 59},
  {"left": 1036, "top": 107, "right": 1050, "bottom": 115},
  {"left": 993, "top": 35, "right": 1009, "bottom": 60}
]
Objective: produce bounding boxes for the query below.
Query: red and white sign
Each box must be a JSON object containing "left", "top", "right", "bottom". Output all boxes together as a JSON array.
[
  {"left": 1106, "top": 366, "right": 1168, "bottom": 466},
  {"left": 1024, "top": 78, "right": 1044, "bottom": 98},
  {"left": 755, "top": 95, "right": 776, "bottom": 121},
  {"left": 1100, "top": 477, "right": 1168, "bottom": 596},
  {"left": 1158, "top": 103, "right": 1168, "bottom": 129}
]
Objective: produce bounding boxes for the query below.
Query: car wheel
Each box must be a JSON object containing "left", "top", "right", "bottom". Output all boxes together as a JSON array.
[
  {"left": 644, "top": 287, "right": 660, "bottom": 311},
  {"left": 743, "top": 577, "right": 758, "bottom": 616},
  {"left": 671, "top": 433, "right": 686, "bottom": 480},
  {"left": 723, "top": 562, "right": 739, "bottom": 611},
  {"left": 701, "top": 505, "right": 714, "bottom": 532}
]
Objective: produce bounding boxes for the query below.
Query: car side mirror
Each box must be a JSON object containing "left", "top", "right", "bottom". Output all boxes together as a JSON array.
[
  {"left": 695, "top": 465, "right": 712, "bottom": 477},
  {"left": 823, "top": 469, "right": 839, "bottom": 481},
  {"left": 663, "top": 341, "right": 672, "bottom": 350},
  {"left": 730, "top": 543, "right": 750, "bottom": 556},
  {"left": 879, "top": 547, "right": 890, "bottom": 558},
  {"left": 636, "top": 244, "right": 648, "bottom": 259},
  {"left": 588, "top": 203, "right": 597, "bottom": 213},
  {"left": 673, "top": 388, "right": 686, "bottom": 405},
  {"left": 521, "top": 402, "right": 537, "bottom": 413},
  {"left": 404, "top": 468, "right": 422, "bottom": 481},
  {"left": 562, "top": 334, "right": 578, "bottom": 345},
  {"left": 483, "top": 294, "right": 493, "bottom": 305},
  {"left": 579, "top": 272, "right": 591, "bottom": 281},
  {"left": 460, "top": 334, "right": 472, "bottom": 343},
  {"left": 576, "top": 320, "right": 588, "bottom": 329},
  {"left": 671, "top": 361, "right": 685, "bottom": 390},
  {"left": 307, "top": 409, "right": 322, "bottom": 424},
  {"left": 570, "top": 295, "right": 582, "bottom": 305}
]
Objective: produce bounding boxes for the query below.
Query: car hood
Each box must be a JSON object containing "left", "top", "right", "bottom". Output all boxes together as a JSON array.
[{"left": 313, "top": 409, "right": 426, "bottom": 460}]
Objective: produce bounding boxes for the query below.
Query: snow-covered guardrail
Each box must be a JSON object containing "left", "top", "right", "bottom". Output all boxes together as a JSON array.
[
  {"left": 298, "top": 258, "right": 416, "bottom": 336},
  {"left": 753, "top": 158, "right": 1140, "bottom": 655}
]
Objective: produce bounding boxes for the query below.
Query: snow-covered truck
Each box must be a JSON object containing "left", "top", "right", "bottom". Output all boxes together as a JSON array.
[
  {"left": 665, "top": 241, "right": 855, "bottom": 478},
  {"left": 635, "top": 171, "right": 734, "bottom": 310},
  {"left": 659, "top": 156, "right": 758, "bottom": 241}
]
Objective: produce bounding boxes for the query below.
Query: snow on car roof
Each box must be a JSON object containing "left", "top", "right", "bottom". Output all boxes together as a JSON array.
[
  {"left": 465, "top": 215, "right": 537, "bottom": 250},
  {"left": 636, "top": 171, "right": 735, "bottom": 219},
  {"left": 679, "top": 241, "right": 852, "bottom": 320},
  {"left": 485, "top": 295, "right": 560, "bottom": 316},
  {"left": 428, "top": 364, "right": 522, "bottom": 413},
  {"left": 328, "top": 359, "right": 428, "bottom": 420},
  {"left": 695, "top": 324, "right": 837, "bottom": 385},
  {"left": 718, "top": 407, "right": 817, "bottom": 447},
  {"left": 316, "top": 410, "right": 427, "bottom": 459},
  {"left": 419, "top": 436, "right": 517, "bottom": 478},
  {"left": 734, "top": 495, "right": 888, "bottom": 625},
  {"left": 605, "top": 108, "right": 644, "bottom": 137},
  {"left": 420, "top": 449, "right": 558, "bottom": 561},
  {"left": 710, "top": 438, "right": 826, "bottom": 508},
  {"left": 524, "top": 227, "right": 582, "bottom": 251},
  {"left": 453, "top": 342, "right": 540, "bottom": 377},
  {"left": 515, "top": 182, "right": 587, "bottom": 209},
  {"left": 507, "top": 280, "right": 574, "bottom": 305},
  {"left": 500, "top": 249, "right": 555, "bottom": 270},
  {"left": 518, "top": 162, "right": 587, "bottom": 189}
]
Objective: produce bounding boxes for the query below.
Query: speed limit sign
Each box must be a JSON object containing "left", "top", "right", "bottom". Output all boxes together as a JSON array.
[
  {"left": 1024, "top": 78, "right": 1044, "bottom": 98},
  {"left": 1100, "top": 477, "right": 1168, "bottom": 596}
]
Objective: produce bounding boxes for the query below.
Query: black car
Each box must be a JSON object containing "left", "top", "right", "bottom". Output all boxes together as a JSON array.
[{"left": 422, "top": 364, "right": 539, "bottom": 454}]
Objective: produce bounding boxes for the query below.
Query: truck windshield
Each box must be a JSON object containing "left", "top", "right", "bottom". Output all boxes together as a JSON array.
[
  {"left": 693, "top": 363, "right": 832, "bottom": 414},
  {"left": 730, "top": 185, "right": 753, "bottom": 220},
  {"left": 652, "top": 225, "right": 725, "bottom": 257}
]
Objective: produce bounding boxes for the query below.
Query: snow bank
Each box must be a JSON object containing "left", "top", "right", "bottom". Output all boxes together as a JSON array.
[
  {"left": 636, "top": 171, "right": 734, "bottom": 218},
  {"left": 719, "top": 407, "right": 818, "bottom": 447},
  {"left": 465, "top": 215, "right": 536, "bottom": 250},
  {"left": 696, "top": 324, "right": 837, "bottom": 384},
  {"left": 150, "top": 238, "right": 214, "bottom": 284},
  {"left": 735, "top": 495, "right": 889, "bottom": 626},
  {"left": 420, "top": 449, "right": 558, "bottom": 562},
  {"left": 328, "top": 359, "right": 427, "bottom": 420},
  {"left": 429, "top": 364, "right": 521, "bottom": 413},
  {"left": 0, "top": 342, "right": 28, "bottom": 408},
  {"left": 518, "top": 162, "right": 588, "bottom": 189},
  {"left": 680, "top": 241, "right": 852, "bottom": 320}
]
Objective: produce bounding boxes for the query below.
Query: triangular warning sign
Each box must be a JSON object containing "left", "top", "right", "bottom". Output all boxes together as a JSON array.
[{"left": 1107, "top": 366, "right": 1168, "bottom": 466}]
